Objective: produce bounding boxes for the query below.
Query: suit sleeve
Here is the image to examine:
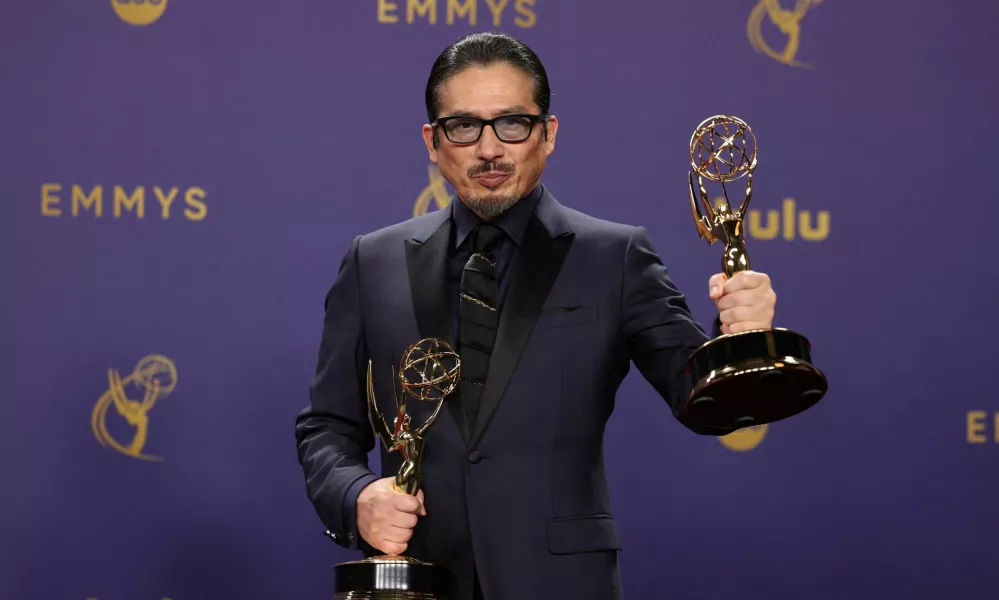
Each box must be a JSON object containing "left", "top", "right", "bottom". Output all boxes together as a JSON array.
[
  {"left": 620, "top": 226, "right": 735, "bottom": 436},
  {"left": 295, "top": 234, "right": 379, "bottom": 550}
]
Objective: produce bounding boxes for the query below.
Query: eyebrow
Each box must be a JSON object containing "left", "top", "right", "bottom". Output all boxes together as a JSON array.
[{"left": 445, "top": 105, "right": 531, "bottom": 119}]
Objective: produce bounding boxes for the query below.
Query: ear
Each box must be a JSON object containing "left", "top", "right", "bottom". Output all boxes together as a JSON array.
[
  {"left": 543, "top": 115, "right": 558, "bottom": 156},
  {"left": 422, "top": 124, "right": 439, "bottom": 164}
]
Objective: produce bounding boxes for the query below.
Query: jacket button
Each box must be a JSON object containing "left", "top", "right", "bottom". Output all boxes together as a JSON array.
[{"left": 467, "top": 450, "right": 481, "bottom": 464}]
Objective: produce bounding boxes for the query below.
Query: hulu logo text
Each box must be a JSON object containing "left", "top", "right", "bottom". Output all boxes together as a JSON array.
[{"left": 746, "top": 198, "right": 829, "bottom": 241}]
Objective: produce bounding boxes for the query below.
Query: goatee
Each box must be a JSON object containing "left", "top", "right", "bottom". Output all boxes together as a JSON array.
[{"left": 462, "top": 193, "right": 520, "bottom": 220}]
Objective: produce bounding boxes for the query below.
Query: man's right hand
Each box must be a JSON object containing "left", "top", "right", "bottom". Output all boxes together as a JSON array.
[{"left": 356, "top": 477, "right": 427, "bottom": 555}]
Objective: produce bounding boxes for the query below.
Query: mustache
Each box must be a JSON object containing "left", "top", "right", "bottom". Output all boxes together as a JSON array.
[{"left": 468, "top": 162, "right": 515, "bottom": 177}]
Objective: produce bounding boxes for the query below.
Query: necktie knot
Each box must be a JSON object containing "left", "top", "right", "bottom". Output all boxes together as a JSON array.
[{"left": 471, "top": 223, "right": 505, "bottom": 254}]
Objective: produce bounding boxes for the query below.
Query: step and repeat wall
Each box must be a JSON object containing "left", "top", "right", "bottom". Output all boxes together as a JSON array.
[{"left": 3, "top": 1, "right": 996, "bottom": 598}]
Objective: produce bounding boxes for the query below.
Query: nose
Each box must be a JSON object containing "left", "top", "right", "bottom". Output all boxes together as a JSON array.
[{"left": 475, "top": 124, "right": 505, "bottom": 162}]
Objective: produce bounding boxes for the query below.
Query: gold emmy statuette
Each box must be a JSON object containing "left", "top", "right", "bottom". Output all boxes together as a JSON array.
[
  {"left": 330, "top": 338, "right": 460, "bottom": 600},
  {"left": 683, "top": 115, "right": 827, "bottom": 429}
]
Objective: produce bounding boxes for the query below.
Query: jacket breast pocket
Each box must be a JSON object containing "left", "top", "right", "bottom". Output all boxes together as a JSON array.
[
  {"left": 534, "top": 304, "right": 599, "bottom": 332},
  {"left": 547, "top": 513, "right": 622, "bottom": 555}
]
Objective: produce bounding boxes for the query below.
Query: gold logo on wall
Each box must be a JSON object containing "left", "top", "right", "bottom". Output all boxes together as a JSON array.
[
  {"left": 413, "top": 164, "right": 452, "bottom": 217},
  {"left": 719, "top": 424, "right": 768, "bottom": 451},
  {"left": 717, "top": 197, "right": 830, "bottom": 241},
  {"left": 40, "top": 184, "right": 208, "bottom": 221},
  {"left": 91, "top": 355, "right": 178, "bottom": 461},
  {"left": 112, "top": 0, "right": 168, "bottom": 26},
  {"left": 967, "top": 411, "right": 999, "bottom": 444},
  {"left": 377, "top": 0, "right": 537, "bottom": 28},
  {"left": 747, "top": 0, "right": 822, "bottom": 68}
]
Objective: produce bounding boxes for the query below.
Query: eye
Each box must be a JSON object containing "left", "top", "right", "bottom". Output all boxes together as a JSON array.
[
  {"left": 497, "top": 116, "right": 530, "bottom": 130},
  {"left": 446, "top": 118, "right": 479, "bottom": 131}
]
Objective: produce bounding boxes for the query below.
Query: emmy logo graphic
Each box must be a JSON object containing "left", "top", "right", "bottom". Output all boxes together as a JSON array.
[
  {"left": 747, "top": 0, "right": 822, "bottom": 68},
  {"left": 413, "top": 164, "right": 452, "bottom": 217},
  {"left": 720, "top": 424, "right": 768, "bottom": 451},
  {"left": 112, "top": 0, "right": 168, "bottom": 26},
  {"left": 90, "top": 355, "right": 177, "bottom": 461}
]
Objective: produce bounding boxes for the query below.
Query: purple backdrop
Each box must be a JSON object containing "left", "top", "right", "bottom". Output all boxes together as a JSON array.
[{"left": 3, "top": 0, "right": 998, "bottom": 598}]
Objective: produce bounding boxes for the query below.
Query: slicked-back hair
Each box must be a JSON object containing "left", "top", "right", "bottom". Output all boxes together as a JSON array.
[{"left": 425, "top": 32, "right": 551, "bottom": 123}]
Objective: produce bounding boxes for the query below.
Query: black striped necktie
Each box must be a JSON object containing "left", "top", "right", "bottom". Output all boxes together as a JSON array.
[{"left": 458, "top": 223, "right": 505, "bottom": 432}]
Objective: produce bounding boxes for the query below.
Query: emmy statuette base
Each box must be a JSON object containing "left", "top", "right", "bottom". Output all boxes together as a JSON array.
[
  {"left": 683, "top": 327, "right": 827, "bottom": 430},
  {"left": 333, "top": 555, "right": 452, "bottom": 600}
]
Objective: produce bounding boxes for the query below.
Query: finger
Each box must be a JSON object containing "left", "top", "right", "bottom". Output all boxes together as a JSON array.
[
  {"left": 384, "top": 525, "right": 414, "bottom": 543},
  {"left": 727, "top": 321, "right": 769, "bottom": 334},
  {"left": 722, "top": 271, "right": 766, "bottom": 294},
  {"left": 416, "top": 489, "right": 427, "bottom": 516},
  {"left": 389, "top": 512, "right": 419, "bottom": 530},
  {"left": 708, "top": 273, "right": 728, "bottom": 299},
  {"left": 393, "top": 494, "right": 423, "bottom": 515},
  {"left": 719, "top": 306, "right": 754, "bottom": 325},
  {"left": 379, "top": 541, "right": 408, "bottom": 556},
  {"left": 714, "top": 288, "right": 758, "bottom": 312}
]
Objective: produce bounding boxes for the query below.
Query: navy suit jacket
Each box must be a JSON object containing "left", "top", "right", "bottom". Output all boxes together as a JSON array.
[{"left": 295, "top": 187, "right": 733, "bottom": 600}]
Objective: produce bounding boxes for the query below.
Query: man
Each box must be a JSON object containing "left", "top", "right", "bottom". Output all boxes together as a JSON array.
[{"left": 295, "top": 32, "right": 777, "bottom": 600}]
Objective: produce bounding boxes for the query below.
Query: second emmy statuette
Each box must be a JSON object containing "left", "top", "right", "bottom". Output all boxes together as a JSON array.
[
  {"left": 331, "top": 338, "right": 460, "bottom": 600},
  {"left": 682, "top": 115, "right": 827, "bottom": 430}
]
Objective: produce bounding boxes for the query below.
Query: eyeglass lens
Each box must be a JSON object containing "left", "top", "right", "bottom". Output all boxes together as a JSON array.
[{"left": 443, "top": 116, "right": 535, "bottom": 143}]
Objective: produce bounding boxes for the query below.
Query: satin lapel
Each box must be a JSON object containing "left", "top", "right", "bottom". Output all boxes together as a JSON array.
[
  {"left": 404, "top": 228, "right": 452, "bottom": 345},
  {"left": 468, "top": 216, "right": 575, "bottom": 449},
  {"left": 404, "top": 218, "right": 470, "bottom": 444}
]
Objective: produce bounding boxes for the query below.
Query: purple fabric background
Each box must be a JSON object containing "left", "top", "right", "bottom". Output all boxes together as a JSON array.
[{"left": 2, "top": 0, "right": 997, "bottom": 598}]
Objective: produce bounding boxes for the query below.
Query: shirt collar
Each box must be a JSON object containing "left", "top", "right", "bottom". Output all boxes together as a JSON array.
[{"left": 451, "top": 183, "right": 543, "bottom": 252}]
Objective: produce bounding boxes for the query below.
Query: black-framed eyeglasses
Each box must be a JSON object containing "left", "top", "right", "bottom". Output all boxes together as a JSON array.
[{"left": 434, "top": 113, "right": 549, "bottom": 144}]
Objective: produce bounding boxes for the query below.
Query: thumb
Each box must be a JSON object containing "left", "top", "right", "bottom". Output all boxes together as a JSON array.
[
  {"left": 709, "top": 273, "right": 728, "bottom": 300},
  {"left": 416, "top": 489, "right": 427, "bottom": 516}
]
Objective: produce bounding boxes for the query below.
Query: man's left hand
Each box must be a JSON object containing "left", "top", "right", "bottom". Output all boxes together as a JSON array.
[{"left": 708, "top": 271, "right": 776, "bottom": 335}]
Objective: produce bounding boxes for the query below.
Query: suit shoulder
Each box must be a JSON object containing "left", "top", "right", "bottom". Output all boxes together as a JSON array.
[
  {"left": 355, "top": 210, "right": 448, "bottom": 250},
  {"left": 560, "top": 205, "right": 642, "bottom": 244}
]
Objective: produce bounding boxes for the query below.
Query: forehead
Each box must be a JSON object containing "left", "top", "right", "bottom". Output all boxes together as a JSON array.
[{"left": 437, "top": 63, "right": 537, "bottom": 117}]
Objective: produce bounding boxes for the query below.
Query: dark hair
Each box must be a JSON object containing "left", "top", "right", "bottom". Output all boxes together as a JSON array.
[{"left": 425, "top": 32, "right": 551, "bottom": 123}]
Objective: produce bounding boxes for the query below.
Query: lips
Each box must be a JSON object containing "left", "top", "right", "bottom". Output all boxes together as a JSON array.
[{"left": 473, "top": 172, "right": 510, "bottom": 187}]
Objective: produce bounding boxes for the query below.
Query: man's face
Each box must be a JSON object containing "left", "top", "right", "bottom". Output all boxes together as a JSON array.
[{"left": 422, "top": 63, "right": 558, "bottom": 220}]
